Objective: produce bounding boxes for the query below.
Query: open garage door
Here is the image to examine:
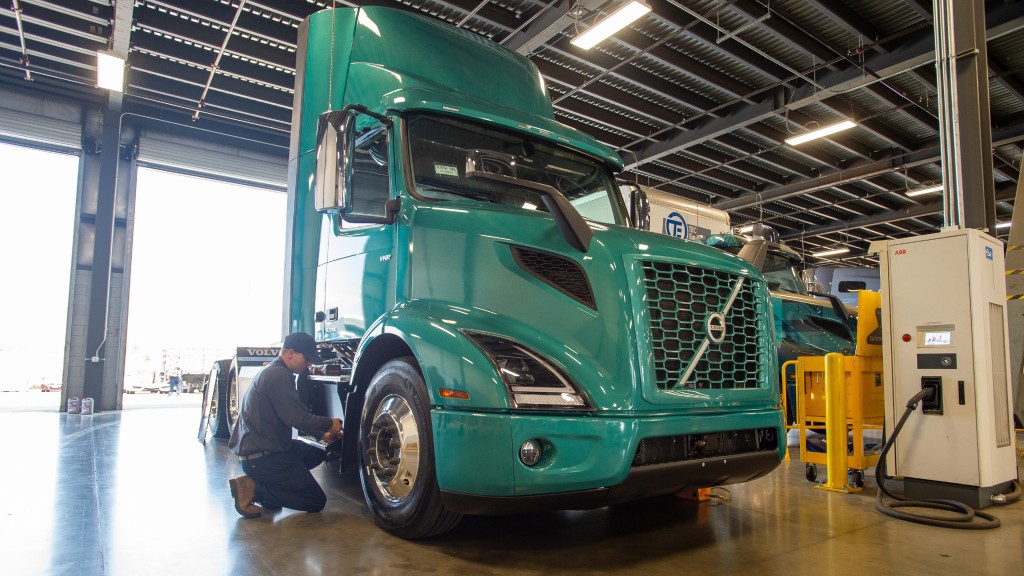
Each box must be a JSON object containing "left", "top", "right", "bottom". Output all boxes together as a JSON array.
[{"left": 136, "top": 131, "right": 287, "bottom": 191}]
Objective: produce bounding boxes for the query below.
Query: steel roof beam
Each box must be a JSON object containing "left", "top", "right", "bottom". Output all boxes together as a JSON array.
[
  {"left": 686, "top": 144, "right": 787, "bottom": 185},
  {"left": 9, "top": 10, "right": 106, "bottom": 44},
  {"left": 610, "top": 27, "right": 754, "bottom": 100},
  {"left": 131, "top": 46, "right": 293, "bottom": 95},
  {"left": 138, "top": 0, "right": 299, "bottom": 48},
  {"left": 781, "top": 181, "right": 1017, "bottom": 241},
  {"left": 989, "top": 55, "right": 1024, "bottom": 105},
  {"left": 728, "top": 0, "right": 841, "bottom": 69},
  {"left": 504, "top": 0, "right": 600, "bottom": 55},
  {"left": 712, "top": 133, "right": 817, "bottom": 179},
  {"left": 0, "top": 40, "right": 93, "bottom": 70},
  {"left": 536, "top": 60, "right": 686, "bottom": 126},
  {"left": 713, "top": 128, "right": 1024, "bottom": 211},
  {"left": 648, "top": 0, "right": 790, "bottom": 81},
  {"left": 22, "top": 0, "right": 108, "bottom": 26},
  {"left": 627, "top": 89, "right": 783, "bottom": 168},
  {"left": 783, "top": 107, "right": 876, "bottom": 159},
  {"left": 133, "top": 22, "right": 294, "bottom": 74},
  {"left": 803, "top": 0, "right": 880, "bottom": 45},
  {"left": 860, "top": 84, "right": 938, "bottom": 134},
  {"left": 903, "top": 0, "right": 932, "bottom": 21},
  {"left": 538, "top": 43, "right": 718, "bottom": 113},
  {"left": 623, "top": 1, "right": 1023, "bottom": 171}
]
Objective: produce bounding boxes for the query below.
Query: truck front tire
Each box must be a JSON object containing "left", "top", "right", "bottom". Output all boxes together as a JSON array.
[
  {"left": 207, "top": 360, "right": 232, "bottom": 439},
  {"left": 358, "top": 357, "right": 462, "bottom": 539}
]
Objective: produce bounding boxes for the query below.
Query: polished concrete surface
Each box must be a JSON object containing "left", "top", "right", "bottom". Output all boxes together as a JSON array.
[{"left": 1, "top": 391, "right": 1022, "bottom": 576}]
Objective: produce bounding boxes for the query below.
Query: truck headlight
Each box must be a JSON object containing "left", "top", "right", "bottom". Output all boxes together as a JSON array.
[{"left": 463, "top": 330, "right": 593, "bottom": 411}]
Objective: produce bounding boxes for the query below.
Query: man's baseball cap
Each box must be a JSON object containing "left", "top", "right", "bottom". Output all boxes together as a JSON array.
[{"left": 282, "top": 332, "right": 321, "bottom": 362}]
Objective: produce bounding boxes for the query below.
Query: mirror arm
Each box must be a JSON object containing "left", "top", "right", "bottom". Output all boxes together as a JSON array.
[
  {"left": 468, "top": 170, "right": 592, "bottom": 252},
  {"left": 345, "top": 104, "right": 392, "bottom": 127},
  {"left": 384, "top": 198, "right": 401, "bottom": 224}
]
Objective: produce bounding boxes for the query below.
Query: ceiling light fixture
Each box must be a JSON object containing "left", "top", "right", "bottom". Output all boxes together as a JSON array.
[
  {"left": 570, "top": 1, "right": 651, "bottom": 50},
  {"left": 96, "top": 50, "right": 125, "bottom": 92},
  {"left": 811, "top": 247, "right": 850, "bottom": 258},
  {"left": 784, "top": 120, "right": 857, "bottom": 145},
  {"left": 905, "top": 184, "right": 943, "bottom": 197}
]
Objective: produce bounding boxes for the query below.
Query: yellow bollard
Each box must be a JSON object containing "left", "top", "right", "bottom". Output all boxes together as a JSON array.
[{"left": 815, "top": 353, "right": 856, "bottom": 493}]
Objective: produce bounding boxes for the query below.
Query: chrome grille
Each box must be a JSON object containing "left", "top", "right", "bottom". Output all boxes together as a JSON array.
[{"left": 640, "top": 260, "right": 766, "bottom": 390}]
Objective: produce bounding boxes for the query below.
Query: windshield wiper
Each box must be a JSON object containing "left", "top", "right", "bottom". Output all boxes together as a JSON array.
[{"left": 417, "top": 183, "right": 499, "bottom": 205}]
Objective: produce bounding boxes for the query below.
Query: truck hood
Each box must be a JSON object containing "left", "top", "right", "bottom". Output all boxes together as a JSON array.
[{"left": 406, "top": 203, "right": 777, "bottom": 413}]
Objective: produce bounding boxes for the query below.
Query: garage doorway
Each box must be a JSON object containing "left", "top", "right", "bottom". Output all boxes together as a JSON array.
[
  {"left": 123, "top": 168, "right": 286, "bottom": 402},
  {"left": 0, "top": 143, "right": 78, "bottom": 405}
]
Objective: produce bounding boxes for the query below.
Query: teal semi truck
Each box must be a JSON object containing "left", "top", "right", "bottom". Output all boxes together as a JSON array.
[{"left": 209, "top": 6, "right": 784, "bottom": 538}]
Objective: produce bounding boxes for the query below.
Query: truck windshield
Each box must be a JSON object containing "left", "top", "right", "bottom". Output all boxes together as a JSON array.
[
  {"left": 760, "top": 252, "right": 807, "bottom": 295},
  {"left": 406, "top": 114, "right": 626, "bottom": 226},
  {"left": 718, "top": 246, "right": 807, "bottom": 295}
]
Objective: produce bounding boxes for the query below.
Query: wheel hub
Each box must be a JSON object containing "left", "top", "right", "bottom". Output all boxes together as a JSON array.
[{"left": 366, "top": 394, "right": 420, "bottom": 502}]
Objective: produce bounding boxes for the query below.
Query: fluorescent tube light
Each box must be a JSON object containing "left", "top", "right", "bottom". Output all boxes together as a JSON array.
[
  {"left": 905, "top": 185, "right": 943, "bottom": 197},
  {"left": 996, "top": 222, "right": 1011, "bottom": 229},
  {"left": 739, "top": 225, "right": 754, "bottom": 233},
  {"left": 570, "top": 1, "right": 651, "bottom": 50},
  {"left": 96, "top": 51, "right": 125, "bottom": 92},
  {"left": 784, "top": 120, "right": 857, "bottom": 145},
  {"left": 811, "top": 247, "right": 850, "bottom": 258}
]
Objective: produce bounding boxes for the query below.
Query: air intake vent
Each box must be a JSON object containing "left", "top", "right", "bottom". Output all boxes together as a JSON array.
[
  {"left": 632, "top": 428, "right": 778, "bottom": 467},
  {"left": 511, "top": 246, "right": 596, "bottom": 310}
]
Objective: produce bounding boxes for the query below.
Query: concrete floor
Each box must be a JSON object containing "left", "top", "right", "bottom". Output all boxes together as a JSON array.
[{"left": 1, "top": 392, "right": 1022, "bottom": 576}]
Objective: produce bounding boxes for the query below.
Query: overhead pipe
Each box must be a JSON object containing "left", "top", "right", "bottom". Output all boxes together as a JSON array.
[
  {"left": 11, "top": 0, "right": 31, "bottom": 79},
  {"left": 194, "top": 0, "right": 247, "bottom": 121},
  {"left": 456, "top": 0, "right": 491, "bottom": 29}
]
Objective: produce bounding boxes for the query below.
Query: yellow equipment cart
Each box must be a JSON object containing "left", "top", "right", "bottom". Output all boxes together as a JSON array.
[{"left": 792, "top": 354, "right": 885, "bottom": 488}]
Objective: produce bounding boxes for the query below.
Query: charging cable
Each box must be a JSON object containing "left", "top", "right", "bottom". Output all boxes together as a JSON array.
[{"left": 875, "top": 387, "right": 1022, "bottom": 529}]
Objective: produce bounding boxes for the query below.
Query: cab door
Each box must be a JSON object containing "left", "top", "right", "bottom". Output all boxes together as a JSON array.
[{"left": 319, "top": 126, "right": 395, "bottom": 340}]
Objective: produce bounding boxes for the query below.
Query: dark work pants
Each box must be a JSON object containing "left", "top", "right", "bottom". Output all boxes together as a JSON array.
[{"left": 241, "top": 440, "right": 328, "bottom": 512}]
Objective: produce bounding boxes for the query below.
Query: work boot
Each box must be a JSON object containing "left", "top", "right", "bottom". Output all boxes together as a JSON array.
[{"left": 229, "top": 476, "right": 262, "bottom": 519}]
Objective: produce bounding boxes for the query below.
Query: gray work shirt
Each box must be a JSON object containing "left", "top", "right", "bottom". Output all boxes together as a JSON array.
[{"left": 228, "top": 357, "right": 333, "bottom": 457}]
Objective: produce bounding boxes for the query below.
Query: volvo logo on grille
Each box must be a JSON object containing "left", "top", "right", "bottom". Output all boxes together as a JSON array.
[{"left": 706, "top": 313, "right": 727, "bottom": 344}]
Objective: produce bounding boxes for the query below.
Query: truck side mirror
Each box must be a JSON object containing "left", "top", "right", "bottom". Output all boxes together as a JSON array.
[
  {"left": 314, "top": 108, "right": 357, "bottom": 212},
  {"left": 628, "top": 185, "right": 650, "bottom": 230}
]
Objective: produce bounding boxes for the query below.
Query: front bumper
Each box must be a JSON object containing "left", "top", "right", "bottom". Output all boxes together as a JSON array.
[
  {"left": 441, "top": 450, "right": 779, "bottom": 514},
  {"left": 431, "top": 406, "right": 783, "bottom": 513}
]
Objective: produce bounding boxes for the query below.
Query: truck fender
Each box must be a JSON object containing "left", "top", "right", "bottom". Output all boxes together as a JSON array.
[{"left": 351, "top": 302, "right": 513, "bottom": 411}]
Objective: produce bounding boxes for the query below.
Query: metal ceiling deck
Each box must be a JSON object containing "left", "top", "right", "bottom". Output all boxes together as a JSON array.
[{"left": 2, "top": 0, "right": 1022, "bottom": 266}]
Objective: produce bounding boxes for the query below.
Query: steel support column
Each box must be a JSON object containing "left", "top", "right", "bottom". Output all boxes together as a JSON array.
[
  {"left": 934, "top": 0, "right": 995, "bottom": 231},
  {"left": 68, "top": 100, "right": 138, "bottom": 413},
  {"left": 64, "top": 0, "right": 135, "bottom": 412},
  {"left": 82, "top": 100, "right": 119, "bottom": 409}
]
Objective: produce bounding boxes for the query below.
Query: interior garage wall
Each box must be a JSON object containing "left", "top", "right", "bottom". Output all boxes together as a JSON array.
[{"left": 0, "top": 85, "right": 287, "bottom": 411}]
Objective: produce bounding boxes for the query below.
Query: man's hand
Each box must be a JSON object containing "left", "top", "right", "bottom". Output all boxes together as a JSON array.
[{"left": 321, "top": 418, "right": 343, "bottom": 443}]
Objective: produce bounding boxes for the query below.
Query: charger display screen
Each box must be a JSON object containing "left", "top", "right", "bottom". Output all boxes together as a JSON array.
[{"left": 923, "top": 331, "right": 951, "bottom": 346}]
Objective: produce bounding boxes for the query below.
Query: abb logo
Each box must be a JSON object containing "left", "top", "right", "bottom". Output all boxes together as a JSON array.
[{"left": 894, "top": 249, "right": 908, "bottom": 255}]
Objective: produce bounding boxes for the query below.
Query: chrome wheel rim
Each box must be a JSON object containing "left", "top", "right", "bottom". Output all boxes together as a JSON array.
[
  {"left": 366, "top": 394, "right": 420, "bottom": 502},
  {"left": 228, "top": 374, "right": 239, "bottom": 425},
  {"left": 209, "top": 385, "right": 220, "bottom": 423}
]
